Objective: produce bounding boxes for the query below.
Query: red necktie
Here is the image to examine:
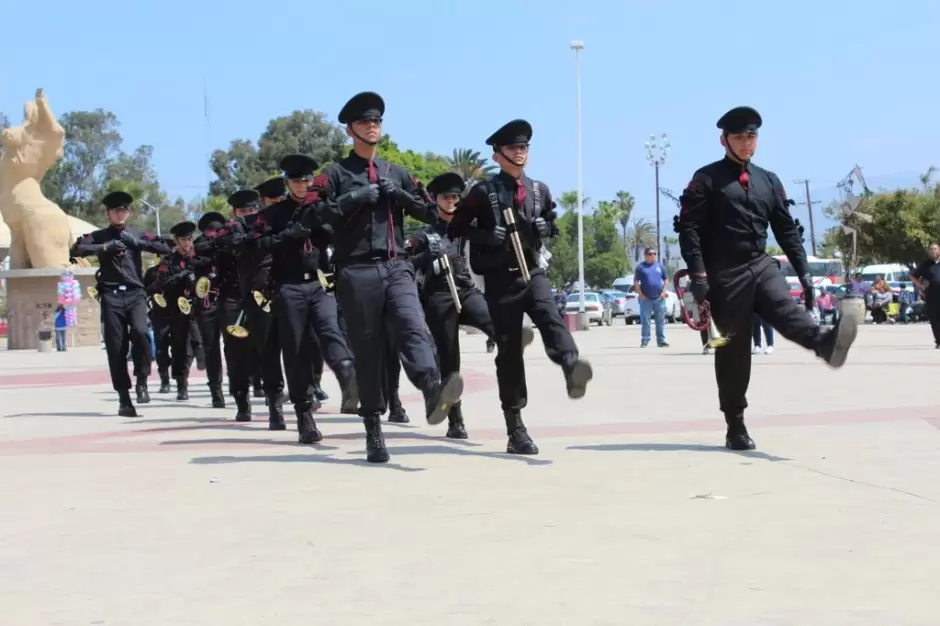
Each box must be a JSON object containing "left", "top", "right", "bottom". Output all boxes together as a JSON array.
[
  {"left": 514, "top": 180, "right": 526, "bottom": 209},
  {"left": 369, "top": 160, "right": 397, "bottom": 258},
  {"left": 738, "top": 169, "right": 749, "bottom": 191}
]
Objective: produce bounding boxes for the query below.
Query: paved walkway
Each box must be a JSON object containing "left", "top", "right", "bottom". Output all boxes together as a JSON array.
[{"left": 1, "top": 323, "right": 938, "bottom": 625}]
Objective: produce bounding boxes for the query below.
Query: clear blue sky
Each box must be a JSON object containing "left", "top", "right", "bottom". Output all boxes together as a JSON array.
[{"left": 4, "top": 0, "right": 938, "bottom": 238}]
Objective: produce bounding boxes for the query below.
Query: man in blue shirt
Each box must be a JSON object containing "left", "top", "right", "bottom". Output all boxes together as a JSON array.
[{"left": 633, "top": 248, "right": 669, "bottom": 347}]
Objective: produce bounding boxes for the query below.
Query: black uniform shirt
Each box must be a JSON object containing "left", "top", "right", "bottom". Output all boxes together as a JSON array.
[
  {"left": 156, "top": 249, "right": 211, "bottom": 302},
  {"left": 448, "top": 171, "right": 556, "bottom": 273},
  {"left": 256, "top": 193, "right": 331, "bottom": 285},
  {"left": 70, "top": 226, "right": 171, "bottom": 290},
  {"left": 912, "top": 259, "right": 940, "bottom": 303},
  {"left": 225, "top": 213, "right": 275, "bottom": 294},
  {"left": 677, "top": 156, "right": 808, "bottom": 276},
  {"left": 194, "top": 235, "right": 240, "bottom": 298},
  {"left": 409, "top": 220, "right": 476, "bottom": 294},
  {"left": 320, "top": 152, "right": 435, "bottom": 265}
]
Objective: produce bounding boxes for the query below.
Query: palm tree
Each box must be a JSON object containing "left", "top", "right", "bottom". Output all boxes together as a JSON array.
[
  {"left": 447, "top": 148, "right": 496, "bottom": 183},
  {"left": 558, "top": 190, "right": 591, "bottom": 214},
  {"left": 613, "top": 191, "right": 635, "bottom": 250},
  {"left": 920, "top": 166, "right": 937, "bottom": 192},
  {"left": 626, "top": 217, "right": 656, "bottom": 262}
]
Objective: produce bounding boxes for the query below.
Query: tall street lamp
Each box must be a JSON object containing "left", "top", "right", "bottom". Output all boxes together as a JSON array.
[
  {"left": 570, "top": 39, "right": 586, "bottom": 323},
  {"left": 645, "top": 133, "right": 670, "bottom": 257}
]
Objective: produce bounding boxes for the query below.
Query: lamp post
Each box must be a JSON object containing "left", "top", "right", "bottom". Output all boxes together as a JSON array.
[
  {"left": 138, "top": 198, "right": 161, "bottom": 237},
  {"left": 570, "top": 40, "right": 585, "bottom": 323},
  {"left": 645, "top": 133, "right": 670, "bottom": 257}
]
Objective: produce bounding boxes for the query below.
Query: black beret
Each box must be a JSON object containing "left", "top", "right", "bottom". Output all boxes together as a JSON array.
[
  {"left": 227, "top": 189, "right": 260, "bottom": 209},
  {"left": 169, "top": 221, "right": 197, "bottom": 238},
  {"left": 101, "top": 191, "right": 133, "bottom": 210},
  {"left": 338, "top": 91, "right": 385, "bottom": 125},
  {"left": 279, "top": 154, "right": 320, "bottom": 179},
  {"left": 254, "top": 177, "right": 286, "bottom": 199},
  {"left": 198, "top": 212, "right": 227, "bottom": 232},
  {"left": 717, "top": 106, "right": 762, "bottom": 134},
  {"left": 486, "top": 119, "right": 533, "bottom": 147},
  {"left": 427, "top": 172, "right": 466, "bottom": 196}
]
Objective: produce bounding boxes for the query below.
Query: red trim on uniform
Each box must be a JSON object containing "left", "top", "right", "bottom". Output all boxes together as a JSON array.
[{"left": 312, "top": 174, "right": 328, "bottom": 190}]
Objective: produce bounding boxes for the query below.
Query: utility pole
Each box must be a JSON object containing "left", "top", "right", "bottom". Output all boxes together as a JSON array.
[{"left": 793, "top": 179, "right": 820, "bottom": 256}]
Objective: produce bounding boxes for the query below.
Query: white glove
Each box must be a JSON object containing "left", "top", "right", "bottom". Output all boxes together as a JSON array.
[{"left": 431, "top": 258, "right": 443, "bottom": 275}]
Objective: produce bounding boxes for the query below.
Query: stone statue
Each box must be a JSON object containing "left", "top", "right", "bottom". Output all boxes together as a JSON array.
[{"left": 0, "top": 88, "right": 74, "bottom": 269}]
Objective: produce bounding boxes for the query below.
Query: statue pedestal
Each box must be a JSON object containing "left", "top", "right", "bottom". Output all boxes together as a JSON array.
[{"left": 0, "top": 268, "right": 101, "bottom": 350}]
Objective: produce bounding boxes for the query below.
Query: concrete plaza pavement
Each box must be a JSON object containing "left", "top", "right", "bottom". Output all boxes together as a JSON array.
[{"left": 1, "top": 322, "right": 939, "bottom": 625}]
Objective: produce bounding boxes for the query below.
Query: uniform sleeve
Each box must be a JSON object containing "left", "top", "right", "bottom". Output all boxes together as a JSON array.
[
  {"left": 137, "top": 231, "right": 172, "bottom": 255},
  {"left": 766, "top": 172, "right": 810, "bottom": 279},
  {"left": 399, "top": 170, "right": 435, "bottom": 223},
  {"left": 70, "top": 231, "right": 104, "bottom": 257},
  {"left": 448, "top": 183, "right": 488, "bottom": 238},
  {"left": 677, "top": 171, "right": 711, "bottom": 275},
  {"left": 317, "top": 167, "right": 347, "bottom": 227},
  {"left": 540, "top": 185, "right": 560, "bottom": 237}
]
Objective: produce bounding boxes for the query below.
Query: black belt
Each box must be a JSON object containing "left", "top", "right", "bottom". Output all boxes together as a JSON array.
[{"left": 342, "top": 251, "right": 398, "bottom": 265}]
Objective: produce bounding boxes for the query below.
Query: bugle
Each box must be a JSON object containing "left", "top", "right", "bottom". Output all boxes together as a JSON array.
[
  {"left": 501, "top": 208, "right": 531, "bottom": 282},
  {"left": 152, "top": 293, "right": 167, "bottom": 308},
  {"left": 316, "top": 269, "right": 335, "bottom": 292},
  {"left": 672, "top": 268, "right": 728, "bottom": 348},
  {"left": 439, "top": 255, "right": 462, "bottom": 313},
  {"left": 177, "top": 296, "right": 192, "bottom": 316},
  {"left": 87, "top": 286, "right": 99, "bottom": 300},
  {"left": 226, "top": 310, "right": 249, "bottom": 338},
  {"left": 252, "top": 290, "right": 271, "bottom": 313},
  {"left": 194, "top": 276, "right": 212, "bottom": 299}
]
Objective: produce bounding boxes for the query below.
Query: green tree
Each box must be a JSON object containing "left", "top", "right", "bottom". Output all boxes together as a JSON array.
[
  {"left": 625, "top": 217, "right": 656, "bottom": 263},
  {"left": 919, "top": 166, "right": 936, "bottom": 192},
  {"left": 613, "top": 190, "right": 635, "bottom": 250},
  {"left": 209, "top": 110, "right": 348, "bottom": 197},
  {"left": 544, "top": 192, "right": 627, "bottom": 288},
  {"left": 41, "top": 109, "right": 123, "bottom": 223},
  {"left": 766, "top": 244, "right": 784, "bottom": 256},
  {"left": 446, "top": 148, "right": 496, "bottom": 184}
]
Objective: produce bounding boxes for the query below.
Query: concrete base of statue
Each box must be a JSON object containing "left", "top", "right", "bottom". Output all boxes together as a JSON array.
[
  {"left": 0, "top": 268, "right": 101, "bottom": 350},
  {"left": 839, "top": 296, "right": 866, "bottom": 327},
  {"left": 565, "top": 312, "right": 590, "bottom": 331}
]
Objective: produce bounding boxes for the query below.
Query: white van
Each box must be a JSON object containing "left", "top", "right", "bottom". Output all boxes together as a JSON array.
[{"left": 858, "top": 263, "right": 910, "bottom": 283}]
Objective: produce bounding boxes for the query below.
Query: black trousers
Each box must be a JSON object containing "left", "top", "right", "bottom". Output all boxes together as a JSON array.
[
  {"left": 249, "top": 296, "right": 284, "bottom": 396},
  {"left": 484, "top": 268, "right": 577, "bottom": 411},
  {"left": 424, "top": 287, "right": 494, "bottom": 380},
  {"left": 926, "top": 299, "right": 940, "bottom": 344},
  {"left": 708, "top": 254, "right": 823, "bottom": 414},
  {"left": 195, "top": 301, "right": 224, "bottom": 389},
  {"left": 169, "top": 309, "right": 195, "bottom": 379},
  {"left": 275, "top": 280, "right": 352, "bottom": 408},
  {"left": 219, "top": 294, "right": 250, "bottom": 395},
  {"left": 101, "top": 288, "right": 152, "bottom": 392},
  {"left": 310, "top": 335, "right": 324, "bottom": 380},
  {"left": 384, "top": 333, "right": 402, "bottom": 400},
  {"left": 336, "top": 259, "right": 438, "bottom": 416},
  {"left": 151, "top": 313, "right": 171, "bottom": 376}
]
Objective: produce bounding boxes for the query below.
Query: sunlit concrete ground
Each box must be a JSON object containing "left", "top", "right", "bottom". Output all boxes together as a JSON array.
[{"left": 1, "top": 321, "right": 938, "bottom": 625}]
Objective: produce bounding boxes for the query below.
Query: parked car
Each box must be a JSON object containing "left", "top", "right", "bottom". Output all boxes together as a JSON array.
[
  {"left": 565, "top": 291, "right": 613, "bottom": 326},
  {"left": 601, "top": 290, "right": 629, "bottom": 316},
  {"left": 621, "top": 285, "right": 681, "bottom": 324}
]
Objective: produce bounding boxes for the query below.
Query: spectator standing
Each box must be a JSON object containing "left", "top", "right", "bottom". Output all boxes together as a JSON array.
[
  {"left": 633, "top": 248, "right": 669, "bottom": 347},
  {"left": 54, "top": 304, "right": 67, "bottom": 352}
]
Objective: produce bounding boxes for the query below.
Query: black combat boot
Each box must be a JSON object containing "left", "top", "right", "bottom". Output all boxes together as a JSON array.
[
  {"left": 158, "top": 371, "right": 171, "bottom": 394},
  {"left": 504, "top": 410, "right": 538, "bottom": 455},
  {"left": 562, "top": 354, "right": 594, "bottom": 400},
  {"left": 363, "top": 415, "right": 389, "bottom": 463},
  {"left": 135, "top": 377, "right": 151, "bottom": 404},
  {"left": 210, "top": 386, "right": 226, "bottom": 409},
  {"left": 176, "top": 377, "right": 189, "bottom": 401},
  {"left": 815, "top": 315, "right": 858, "bottom": 369},
  {"left": 424, "top": 373, "right": 464, "bottom": 425},
  {"left": 297, "top": 406, "right": 323, "bottom": 444},
  {"left": 725, "top": 412, "right": 755, "bottom": 451},
  {"left": 267, "top": 394, "right": 286, "bottom": 431},
  {"left": 387, "top": 392, "right": 409, "bottom": 424},
  {"left": 445, "top": 403, "right": 468, "bottom": 439},
  {"left": 336, "top": 360, "right": 359, "bottom": 414},
  {"left": 233, "top": 390, "right": 251, "bottom": 422},
  {"left": 118, "top": 390, "right": 138, "bottom": 418},
  {"left": 312, "top": 376, "right": 329, "bottom": 402}
]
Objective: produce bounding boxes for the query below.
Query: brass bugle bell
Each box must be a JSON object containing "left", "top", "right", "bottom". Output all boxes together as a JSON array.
[
  {"left": 194, "top": 276, "right": 211, "bottom": 299},
  {"left": 226, "top": 310, "right": 249, "bottom": 338},
  {"left": 177, "top": 297, "right": 192, "bottom": 315},
  {"left": 252, "top": 290, "right": 271, "bottom": 313},
  {"left": 87, "top": 286, "right": 98, "bottom": 299},
  {"left": 501, "top": 207, "right": 531, "bottom": 282},
  {"left": 705, "top": 315, "right": 728, "bottom": 349},
  {"left": 152, "top": 293, "right": 167, "bottom": 308}
]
